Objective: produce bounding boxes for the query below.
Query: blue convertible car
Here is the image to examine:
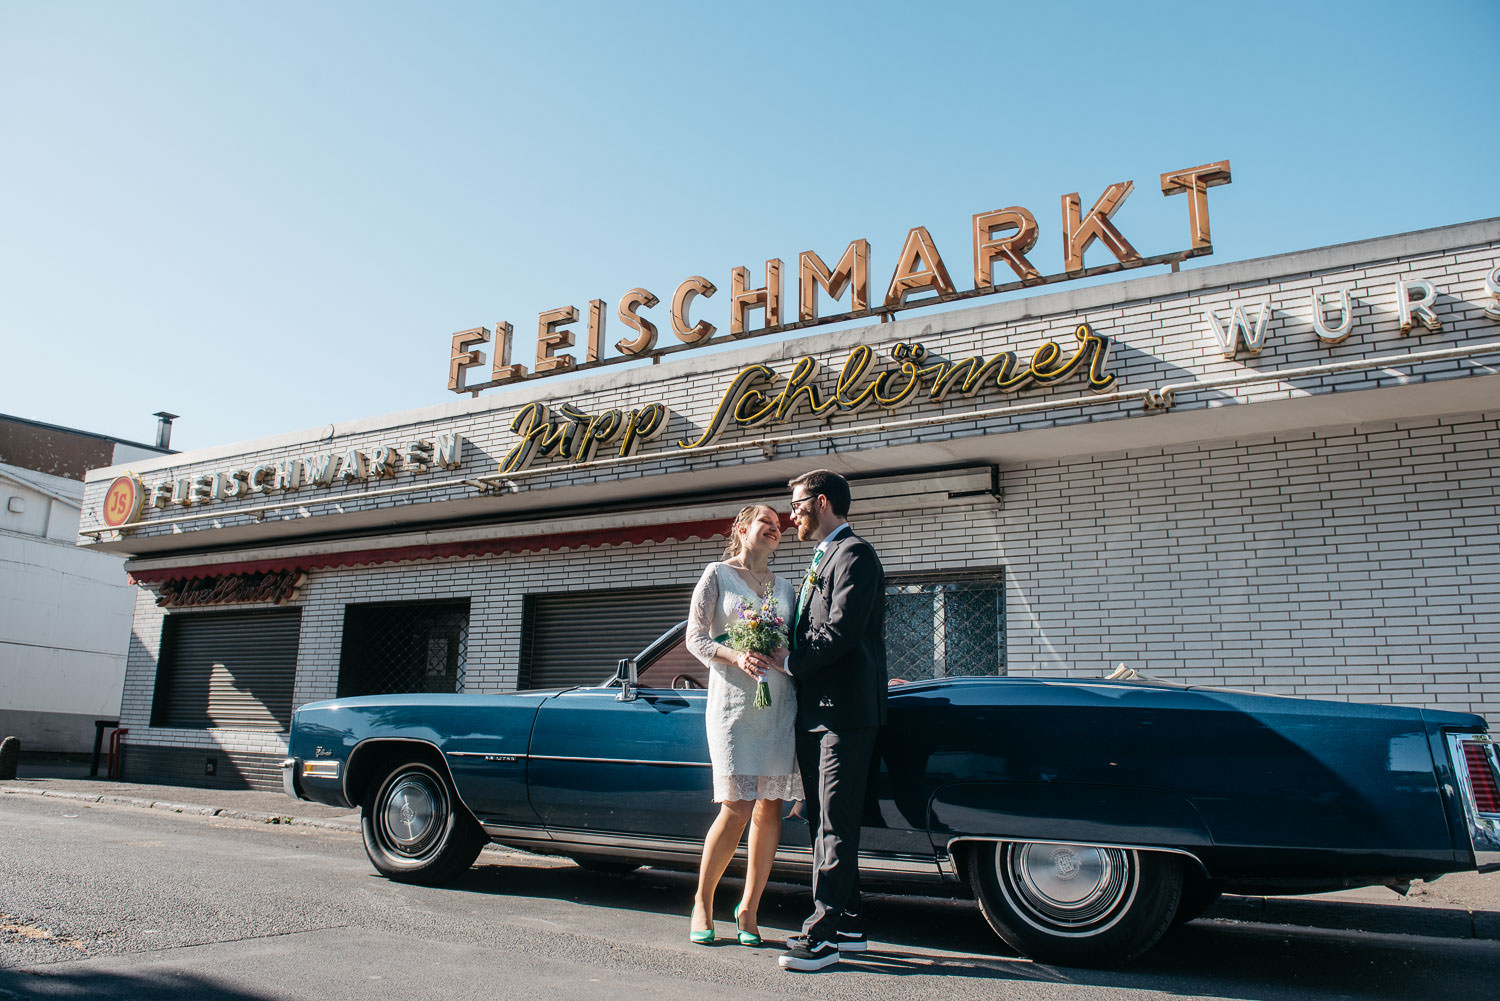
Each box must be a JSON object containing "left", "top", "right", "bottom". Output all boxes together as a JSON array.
[{"left": 284, "top": 622, "right": 1500, "bottom": 966}]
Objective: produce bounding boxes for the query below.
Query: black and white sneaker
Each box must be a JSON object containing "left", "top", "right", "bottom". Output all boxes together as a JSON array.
[
  {"left": 778, "top": 939, "right": 840, "bottom": 972},
  {"left": 836, "top": 929, "right": 868, "bottom": 952}
]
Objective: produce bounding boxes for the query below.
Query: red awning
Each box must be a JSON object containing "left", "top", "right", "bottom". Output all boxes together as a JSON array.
[{"left": 127, "top": 516, "right": 737, "bottom": 584}]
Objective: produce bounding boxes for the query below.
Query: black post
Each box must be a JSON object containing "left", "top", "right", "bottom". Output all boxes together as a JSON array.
[{"left": 91, "top": 719, "right": 119, "bottom": 777}]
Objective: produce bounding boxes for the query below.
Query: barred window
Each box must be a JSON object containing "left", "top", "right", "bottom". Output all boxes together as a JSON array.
[
  {"left": 337, "top": 599, "right": 470, "bottom": 697},
  {"left": 884, "top": 572, "right": 1004, "bottom": 682}
]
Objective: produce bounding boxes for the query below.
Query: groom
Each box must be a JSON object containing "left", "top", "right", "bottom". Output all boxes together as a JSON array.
[{"left": 779, "top": 469, "right": 886, "bottom": 973}]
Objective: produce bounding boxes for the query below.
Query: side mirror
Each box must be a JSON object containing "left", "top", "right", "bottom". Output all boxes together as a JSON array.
[{"left": 615, "top": 658, "right": 638, "bottom": 702}]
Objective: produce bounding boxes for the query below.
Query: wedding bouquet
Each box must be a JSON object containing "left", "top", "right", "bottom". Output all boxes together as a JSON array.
[{"left": 724, "top": 589, "right": 786, "bottom": 709}]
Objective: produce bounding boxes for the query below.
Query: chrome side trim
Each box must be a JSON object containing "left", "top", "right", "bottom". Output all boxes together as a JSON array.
[
  {"left": 855, "top": 853, "right": 942, "bottom": 876},
  {"left": 527, "top": 754, "right": 711, "bottom": 768},
  {"left": 945, "top": 835, "right": 1209, "bottom": 877},
  {"left": 479, "top": 824, "right": 939, "bottom": 876},
  {"left": 480, "top": 822, "right": 554, "bottom": 842},
  {"left": 554, "top": 689, "right": 706, "bottom": 700},
  {"left": 451, "top": 750, "right": 710, "bottom": 767}
]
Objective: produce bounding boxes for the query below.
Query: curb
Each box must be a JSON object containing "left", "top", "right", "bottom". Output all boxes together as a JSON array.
[{"left": 1, "top": 784, "right": 358, "bottom": 832}]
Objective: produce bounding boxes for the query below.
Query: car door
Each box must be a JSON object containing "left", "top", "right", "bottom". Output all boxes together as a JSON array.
[{"left": 527, "top": 683, "right": 716, "bottom": 844}]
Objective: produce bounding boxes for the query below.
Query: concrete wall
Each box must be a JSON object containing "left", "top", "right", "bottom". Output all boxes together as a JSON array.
[
  {"left": 0, "top": 425, "right": 168, "bottom": 754},
  {"left": 0, "top": 530, "right": 133, "bottom": 751},
  {"left": 1, "top": 471, "right": 79, "bottom": 541}
]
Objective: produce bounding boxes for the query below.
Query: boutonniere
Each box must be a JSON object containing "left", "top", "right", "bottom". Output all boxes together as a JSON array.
[{"left": 804, "top": 569, "right": 825, "bottom": 590}]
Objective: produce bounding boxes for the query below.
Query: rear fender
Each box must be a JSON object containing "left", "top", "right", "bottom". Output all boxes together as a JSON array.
[{"left": 930, "top": 780, "right": 1213, "bottom": 856}]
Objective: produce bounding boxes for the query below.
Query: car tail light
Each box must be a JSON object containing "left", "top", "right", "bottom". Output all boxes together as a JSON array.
[{"left": 1461, "top": 740, "right": 1500, "bottom": 815}]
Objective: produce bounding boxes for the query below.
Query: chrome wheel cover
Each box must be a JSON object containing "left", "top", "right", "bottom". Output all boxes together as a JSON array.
[
  {"left": 995, "top": 842, "right": 1139, "bottom": 937},
  {"left": 378, "top": 770, "right": 446, "bottom": 859}
]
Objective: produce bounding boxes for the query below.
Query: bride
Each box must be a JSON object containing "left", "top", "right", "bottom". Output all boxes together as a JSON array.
[{"left": 685, "top": 503, "right": 802, "bottom": 946}]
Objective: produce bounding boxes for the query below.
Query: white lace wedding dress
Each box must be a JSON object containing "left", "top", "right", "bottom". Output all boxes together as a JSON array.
[{"left": 686, "top": 562, "right": 804, "bottom": 803}]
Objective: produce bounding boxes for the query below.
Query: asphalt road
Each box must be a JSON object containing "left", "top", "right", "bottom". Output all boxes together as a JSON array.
[{"left": 2, "top": 794, "right": 1495, "bottom": 1001}]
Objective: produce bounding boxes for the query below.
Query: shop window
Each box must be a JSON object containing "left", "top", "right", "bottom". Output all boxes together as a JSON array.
[
  {"left": 151, "top": 608, "right": 301, "bottom": 730},
  {"left": 884, "top": 572, "right": 1004, "bottom": 682},
  {"left": 338, "top": 600, "right": 470, "bottom": 697}
]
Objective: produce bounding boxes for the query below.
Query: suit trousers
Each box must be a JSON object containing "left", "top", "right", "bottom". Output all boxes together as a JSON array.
[{"left": 796, "top": 725, "right": 877, "bottom": 944}]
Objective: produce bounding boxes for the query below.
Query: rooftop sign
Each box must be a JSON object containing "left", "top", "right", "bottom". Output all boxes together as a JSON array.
[{"left": 447, "top": 160, "right": 1231, "bottom": 394}]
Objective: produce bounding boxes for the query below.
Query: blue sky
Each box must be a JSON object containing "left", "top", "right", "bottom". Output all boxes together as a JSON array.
[{"left": 3, "top": 0, "right": 1496, "bottom": 453}]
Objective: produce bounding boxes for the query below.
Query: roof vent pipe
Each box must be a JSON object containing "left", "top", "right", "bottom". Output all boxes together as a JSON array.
[{"left": 152, "top": 411, "right": 179, "bottom": 450}]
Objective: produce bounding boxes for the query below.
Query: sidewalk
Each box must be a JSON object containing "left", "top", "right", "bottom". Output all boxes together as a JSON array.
[
  {"left": 4, "top": 763, "right": 1497, "bottom": 943},
  {"left": 2, "top": 759, "right": 360, "bottom": 829}
]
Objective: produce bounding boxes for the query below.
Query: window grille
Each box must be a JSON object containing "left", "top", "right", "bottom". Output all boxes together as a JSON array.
[
  {"left": 883, "top": 573, "right": 1004, "bottom": 682},
  {"left": 337, "top": 599, "right": 470, "bottom": 697}
]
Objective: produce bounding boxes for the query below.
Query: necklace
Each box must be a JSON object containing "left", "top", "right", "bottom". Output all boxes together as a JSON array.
[{"left": 728, "top": 560, "right": 772, "bottom": 590}]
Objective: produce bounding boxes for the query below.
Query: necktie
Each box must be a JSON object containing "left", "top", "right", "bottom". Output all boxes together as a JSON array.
[{"left": 793, "top": 548, "right": 825, "bottom": 647}]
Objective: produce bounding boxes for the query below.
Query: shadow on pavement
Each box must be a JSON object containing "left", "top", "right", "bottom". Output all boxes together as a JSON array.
[
  {"left": 456, "top": 857, "right": 996, "bottom": 949},
  {"left": 0, "top": 968, "right": 281, "bottom": 1001},
  {"left": 431, "top": 858, "right": 1500, "bottom": 998},
  {"left": 1101, "top": 919, "right": 1500, "bottom": 1000}
]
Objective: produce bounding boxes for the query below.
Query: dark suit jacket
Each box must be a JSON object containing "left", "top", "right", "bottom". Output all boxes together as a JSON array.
[{"left": 788, "top": 529, "right": 887, "bottom": 732}]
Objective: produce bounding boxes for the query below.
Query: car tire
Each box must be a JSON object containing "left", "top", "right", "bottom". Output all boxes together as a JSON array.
[
  {"left": 362, "top": 760, "right": 485, "bottom": 884},
  {"left": 1172, "top": 880, "right": 1222, "bottom": 925},
  {"left": 570, "top": 857, "right": 643, "bottom": 875},
  {"left": 967, "top": 840, "right": 1183, "bottom": 967}
]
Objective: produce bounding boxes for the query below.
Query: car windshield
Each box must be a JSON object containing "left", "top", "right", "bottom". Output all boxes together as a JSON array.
[{"left": 603, "top": 621, "right": 709, "bottom": 690}]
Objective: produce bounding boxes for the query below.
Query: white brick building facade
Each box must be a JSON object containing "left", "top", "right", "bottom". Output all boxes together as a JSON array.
[{"left": 80, "top": 219, "right": 1500, "bottom": 789}]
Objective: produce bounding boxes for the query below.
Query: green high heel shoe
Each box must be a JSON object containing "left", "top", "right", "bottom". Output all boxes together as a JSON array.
[
  {"left": 689, "top": 906, "right": 715, "bottom": 945},
  {"left": 734, "top": 902, "right": 762, "bottom": 947}
]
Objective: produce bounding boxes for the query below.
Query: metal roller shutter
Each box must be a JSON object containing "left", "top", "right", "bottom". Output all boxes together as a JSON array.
[
  {"left": 151, "top": 608, "right": 302, "bottom": 730},
  {"left": 521, "top": 585, "right": 694, "bottom": 690}
]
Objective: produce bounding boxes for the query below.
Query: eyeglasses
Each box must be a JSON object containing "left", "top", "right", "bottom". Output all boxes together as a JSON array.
[{"left": 790, "top": 494, "right": 820, "bottom": 515}]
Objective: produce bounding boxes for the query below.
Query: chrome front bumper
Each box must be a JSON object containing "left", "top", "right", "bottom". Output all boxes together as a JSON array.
[{"left": 281, "top": 757, "right": 301, "bottom": 799}]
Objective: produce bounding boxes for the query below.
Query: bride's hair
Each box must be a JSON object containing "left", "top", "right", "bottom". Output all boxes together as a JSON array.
[{"left": 721, "top": 504, "right": 766, "bottom": 561}]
